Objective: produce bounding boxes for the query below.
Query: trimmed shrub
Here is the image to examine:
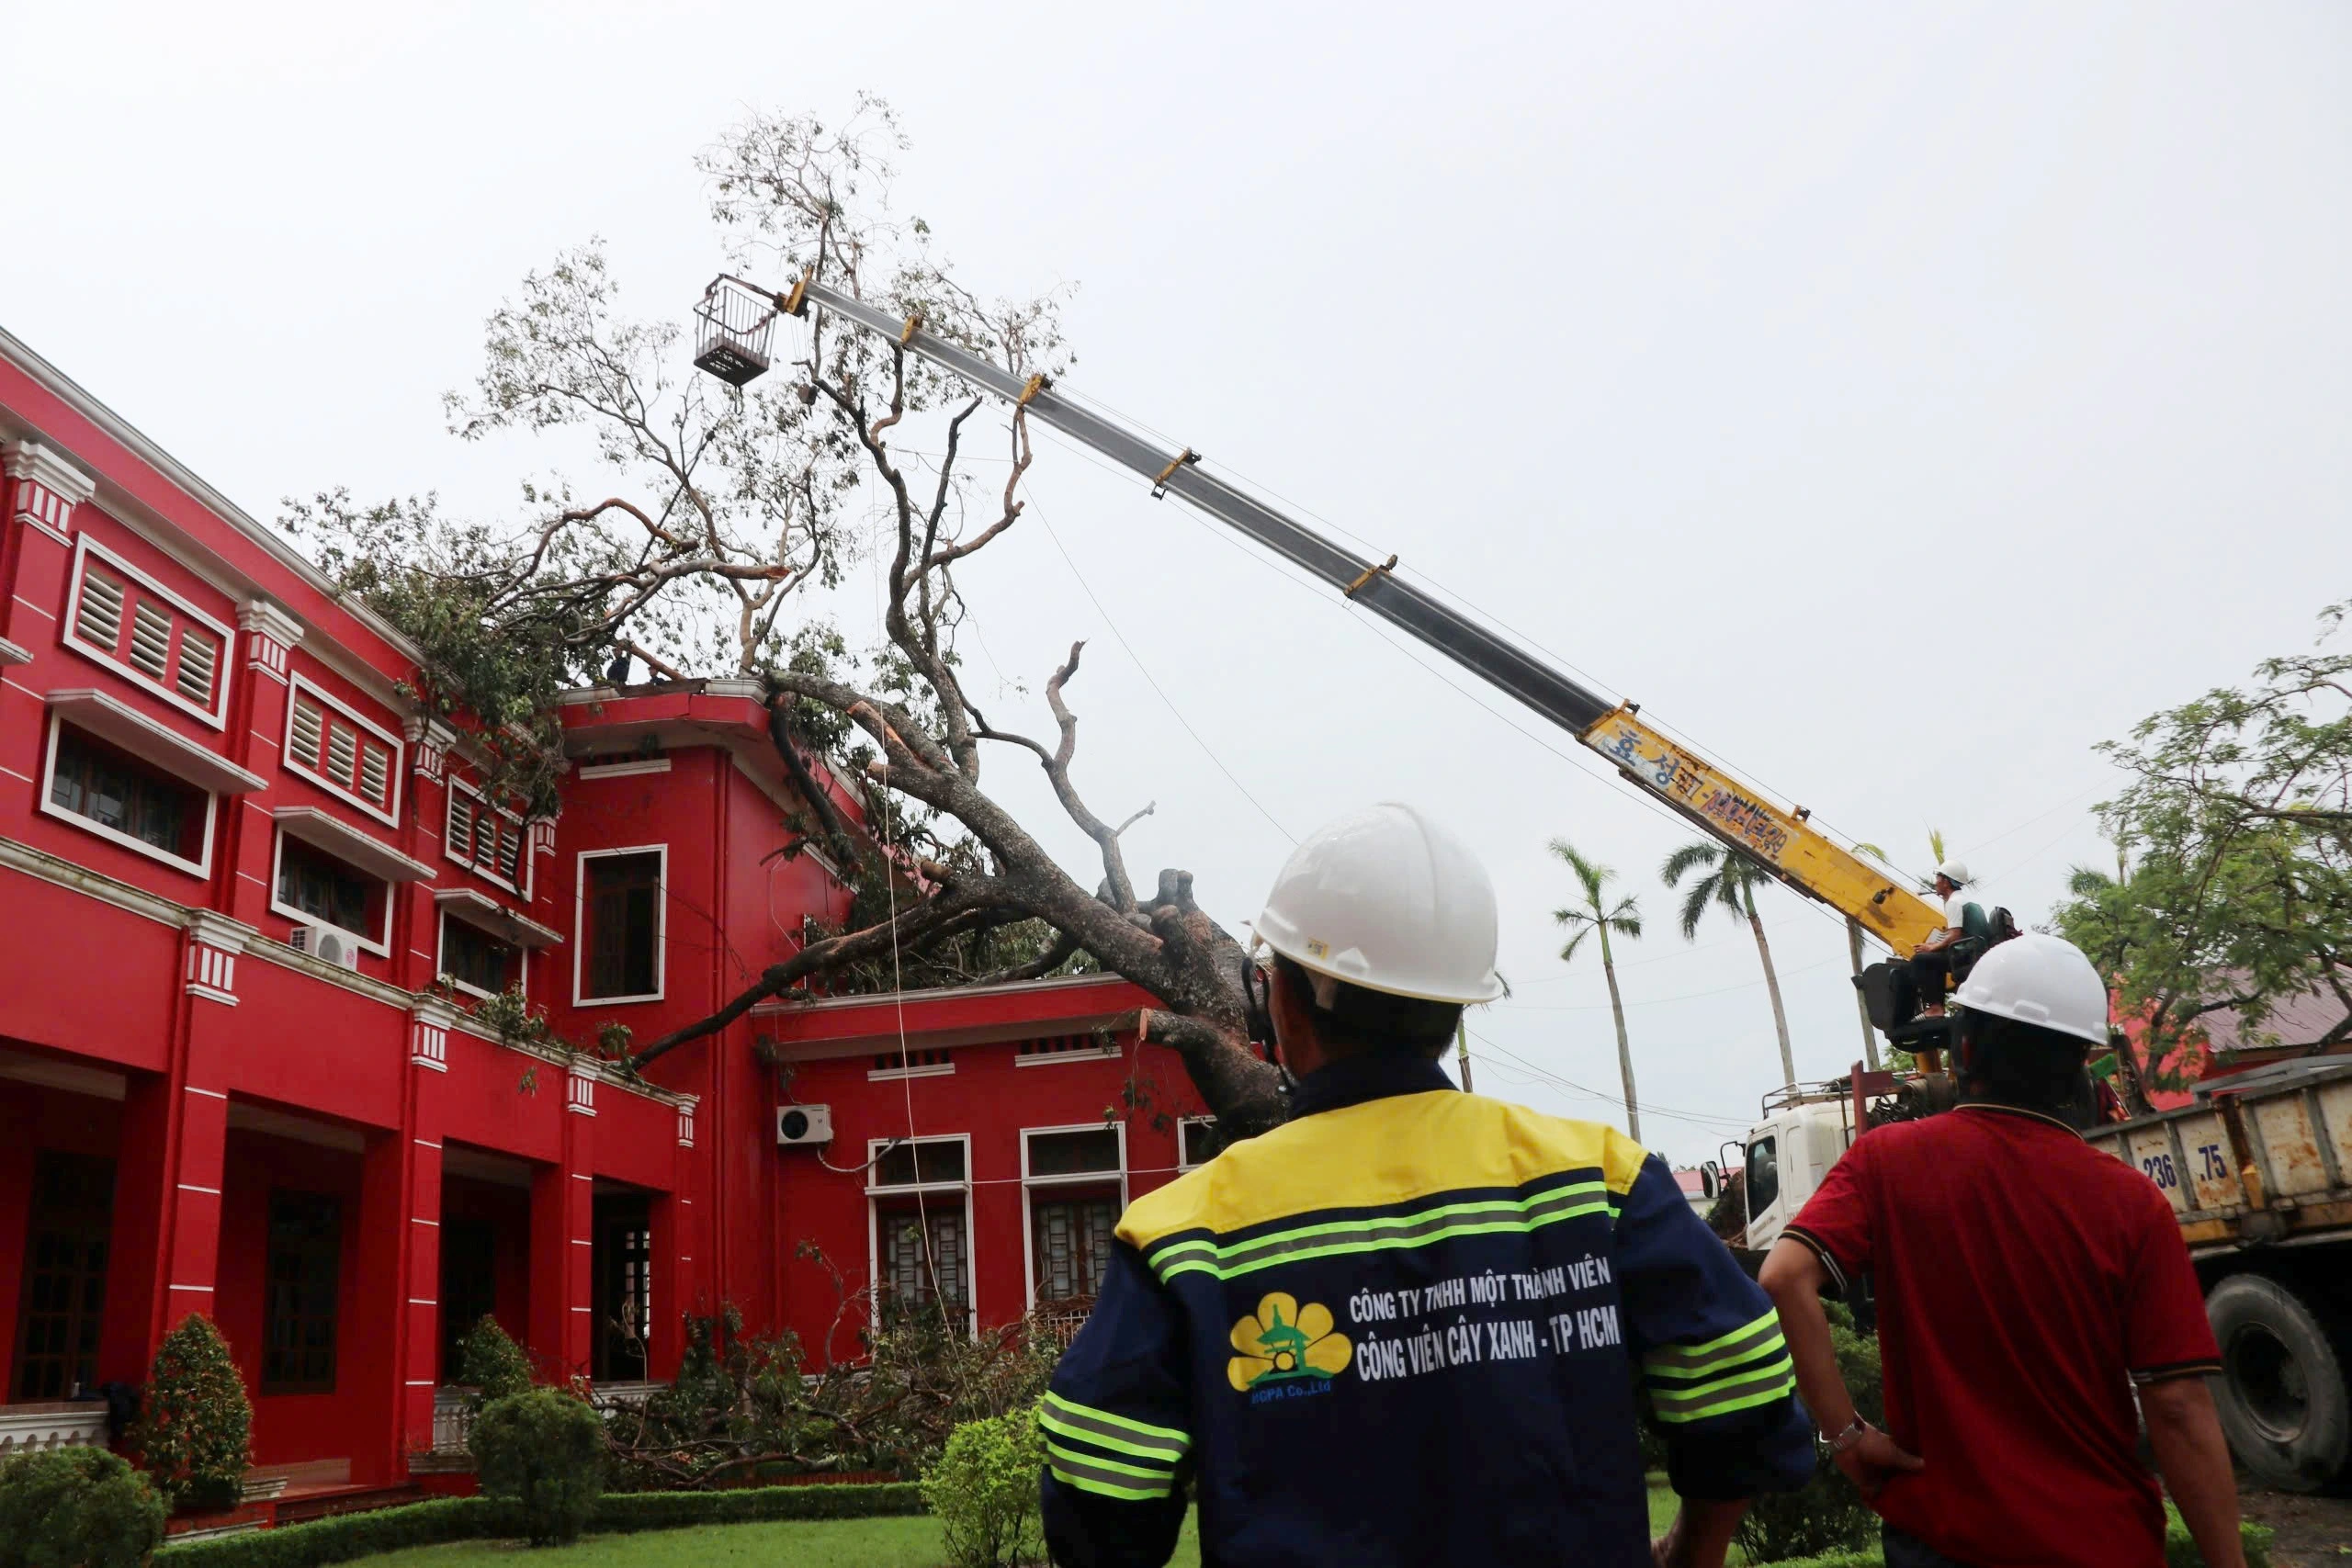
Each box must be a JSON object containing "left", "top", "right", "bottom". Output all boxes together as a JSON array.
[
  {"left": 1732, "top": 1303, "right": 1881, "bottom": 1563},
  {"left": 454, "top": 1315, "right": 534, "bottom": 1405},
  {"left": 157, "top": 1498, "right": 503, "bottom": 1568},
  {"left": 922, "top": 1408, "right": 1046, "bottom": 1568},
  {"left": 139, "top": 1315, "right": 253, "bottom": 1513},
  {"left": 155, "top": 1483, "right": 924, "bottom": 1568},
  {"left": 594, "top": 1483, "right": 924, "bottom": 1530},
  {"left": 2166, "top": 1507, "right": 2272, "bottom": 1568},
  {"left": 469, "top": 1390, "right": 605, "bottom": 1547},
  {"left": 0, "top": 1446, "right": 169, "bottom": 1568}
]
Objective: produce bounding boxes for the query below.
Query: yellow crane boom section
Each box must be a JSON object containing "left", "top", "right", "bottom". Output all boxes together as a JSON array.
[{"left": 1580, "top": 705, "right": 1945, "bottom": 953}]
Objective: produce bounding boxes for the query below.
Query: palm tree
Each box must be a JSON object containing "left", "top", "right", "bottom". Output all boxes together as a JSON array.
[
  {"left": 1550, "top": 839, "right": 1645, "bottom": 1140},
  {"left": 1663, "top": 840, "right": 1795, "bottom": 1089}
]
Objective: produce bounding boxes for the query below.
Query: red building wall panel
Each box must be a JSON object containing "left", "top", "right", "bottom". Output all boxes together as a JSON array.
[
  {"left": 0, "top": 883, "right": 175, "bottom": 1071},
  {"left": 221, "top": 964, "right": 402, "bottom": 1131}
]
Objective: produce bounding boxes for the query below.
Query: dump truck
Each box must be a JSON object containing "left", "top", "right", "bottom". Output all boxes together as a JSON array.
[{"left": 1739, "top": 1057, "right": 2352, "bottom": 1492}]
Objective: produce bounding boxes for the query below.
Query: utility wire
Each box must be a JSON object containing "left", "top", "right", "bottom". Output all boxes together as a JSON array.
[
  {"left": 1019, "top": 479, "right": 1295, "bottom": 843},
  {"left": 1469, "top": 1030, "right": 1752, "bottom": 1131}
]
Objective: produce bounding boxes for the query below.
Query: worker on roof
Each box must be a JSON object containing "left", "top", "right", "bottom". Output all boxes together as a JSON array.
[
  {"left": 1905, "top": 861, "right": 1977, "bottom": 1018},
  {"left": 1759, "top": 932, "right": 2243, "bottom": 1568},
  {"left": 1039, "top": 804, "right": 1814, "bottom": 1568}
]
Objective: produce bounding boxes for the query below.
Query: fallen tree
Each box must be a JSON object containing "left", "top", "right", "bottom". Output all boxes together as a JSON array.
[{"left": 292, "top": 97, "right": 1286, "bottom": 1132}]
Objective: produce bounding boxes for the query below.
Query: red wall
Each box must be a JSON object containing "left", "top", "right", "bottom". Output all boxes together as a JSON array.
[{"left": 775, "top": 1037, "right": 1204, "bottom": 1360}]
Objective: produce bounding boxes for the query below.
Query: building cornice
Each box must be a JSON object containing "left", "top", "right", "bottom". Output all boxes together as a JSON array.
[{"left": 3, "top": 439, "right": 97, "bottom": 507}]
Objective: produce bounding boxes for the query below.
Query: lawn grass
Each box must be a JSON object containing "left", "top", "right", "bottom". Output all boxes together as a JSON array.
[
  {"left": 354, "top": 1484, "right": 1683, "bottom": 1568},
  {"left": 351, "top": 1510, "right": 1206, "bottom": 1568}
]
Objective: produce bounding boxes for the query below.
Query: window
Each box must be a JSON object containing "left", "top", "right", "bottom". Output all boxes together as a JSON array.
[
  {"left": 578, "top": 849, "right": 663, "bottom": 1002},
  {"left": 870, "top": 1047, "right": 954, "bottom": 1080},
  {"left": 879, "top": 1207, "right": 968, "bottom": 1324},
  {"left": 282, "top": 680, "right": 401, "bottom": 824},
  {"left": 64, "top": 538, "right": 232, "bottom": 725},
  {"left": 1016, "top": 1033, "right": 1120, "bottom": 1066},
  {"left": 10, "top": 1153, "right": 113, "bottom": 1401},
  {"left": 1745, "top": 1135, "right": 1781, "bottom": 1222},
  {"left": 1178, "top": 1118, "right": 1222, "bottom": 1170},
  {"left": 1031, "top": 1196, "right": 1117, "bottom": 1303},
  {"left": 275, "top": 836, "right": 385, "bottom": 945},
  {"left": 263, "top": 1191, "right": 341, "bottom": 1394},
  {"left": 447, "top": 784, "right": 526, "bottom": 890},
  {"left": 872, "top": 1140, "right": 967, "bottom": 1189},
  {"left": 868, "top": 1137, "right": 972, "bottom": 1331},
  {"left": 439, "top": 913, "right": 521, "bottom": 998},
  {"left": 1023, "top": 1127, "right": 1124, "bottom": 1323},
  {"left": 48, "top": 723, "right": 210, "bottom": 870},
  {"left": 1026, "top": 1127, "right": 1121, "bottom": 1179}
]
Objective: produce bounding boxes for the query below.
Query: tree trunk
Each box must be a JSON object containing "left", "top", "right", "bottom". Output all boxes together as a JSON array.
[
  {"left": 1847, "top": 917, "right": 1880, "bottom": 1072},
  {"left": 1747, "top": 895, "right": 1796, "bottom": 1089},
  {"left": 1600, "top": 924, "right": 1639, "bottom": 1143},
  {"left": 2113, "top": 1001, "right": 2162, "bottom": 1120}
]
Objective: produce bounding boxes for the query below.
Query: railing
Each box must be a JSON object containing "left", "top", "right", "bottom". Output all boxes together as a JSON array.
[
  {"left": 590, "top": 1380, "right": 666, "bottom": 1414},
  {"left": 420, "top": 1380, "right": 670, "bottom": 1468},
  {"left": 428, "top": 1386, "right": 474, "bottom": 1458},
  {"left": 1030, "top": 1303, "right": 1094, "bottom": 1349},
  {"left": 0, "top": 1401, "right": 108, "bottom": 1455}
]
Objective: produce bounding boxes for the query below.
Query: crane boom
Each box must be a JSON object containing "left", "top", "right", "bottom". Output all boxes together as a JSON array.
[{"left": 747, "top": 275, "right": 1944, "bottom": 953}]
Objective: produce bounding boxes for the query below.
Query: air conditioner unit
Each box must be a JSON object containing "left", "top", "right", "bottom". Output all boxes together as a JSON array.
[
  {"left": 288, "top": 925, "right": 363, "bottom": 971},
  {"left": 775, "top": 1104, "right": 833, "bottom": 1147}
]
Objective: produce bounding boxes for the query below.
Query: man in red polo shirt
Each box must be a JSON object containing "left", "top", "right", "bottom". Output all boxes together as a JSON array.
[{"left": 1758, "top": 933, "right": 2243, "bottom": 1568}]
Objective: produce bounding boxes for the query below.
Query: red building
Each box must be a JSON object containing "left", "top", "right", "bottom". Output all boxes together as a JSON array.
[{"left": 0, "top": 326, "right": 1204, "bottom": 1498}]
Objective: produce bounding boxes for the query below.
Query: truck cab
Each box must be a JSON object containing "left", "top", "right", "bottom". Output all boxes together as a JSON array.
[{"left": 1741, "top": 1085, "right": 1864, "bottom": 1252}]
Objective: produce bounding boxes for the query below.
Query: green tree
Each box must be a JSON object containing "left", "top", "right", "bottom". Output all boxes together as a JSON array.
[
  {"left": 2054, "top": 598, "right": 2352, "bottom": 1104},
  {"left": 470, "top": 1389, "right": 605, "bottom": 1547},
  {"left": 456, "top": 1314, "right": 536, "bottom": 1406},
  {"left": 137, "top": 1314, "right": 252, "bottom": 1513},
  {"left": 922, "top": 1408, "right": 1048, "bottom": 1568},
  {"left": 1662, "top": 840, "right": 1794, "bottom": 1089},
  {"left": 1731, "top": 1302, "right": 1883, "bottom": 1562},
  {"left": 0, "top": 1447, "right": 167, "bottom": 1568},
  {"left": 1548, "top": 838, "right": 1645, "bottom": 1141}
]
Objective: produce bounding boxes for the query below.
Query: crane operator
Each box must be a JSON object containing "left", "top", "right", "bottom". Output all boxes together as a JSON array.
[
  {"left": 1906, "top": 861, "right": 1976, "bottom": 1018},
  {"left": 1039, "top": 803, "right": 1815, "bottom": 1568}
]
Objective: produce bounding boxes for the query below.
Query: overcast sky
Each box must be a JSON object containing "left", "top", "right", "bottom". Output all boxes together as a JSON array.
[{"left": 9, "top": 3, "right": 2347, "bottom": 1164}]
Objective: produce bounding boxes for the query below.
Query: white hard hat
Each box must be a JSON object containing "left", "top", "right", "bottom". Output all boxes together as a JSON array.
[
  {"left": 1937, "top": 860, "right": 1972, "bottom": 886},
  {"left": 1951, "top": 931, "right": 2109, "bottom": 1045},
  {"left": 1253, "top": 803, "right": 1505, "bottom": 1005}
]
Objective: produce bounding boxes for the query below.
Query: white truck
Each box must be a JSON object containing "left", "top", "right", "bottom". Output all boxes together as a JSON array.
[{"left": 1735, "top": 1057, "right": 2352, "bottom": 1492}]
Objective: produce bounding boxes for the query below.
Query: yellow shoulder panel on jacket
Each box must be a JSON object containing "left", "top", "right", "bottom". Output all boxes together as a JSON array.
[{"left": 1117, "top": 1090, "right": 1645, "bottom": 1250}]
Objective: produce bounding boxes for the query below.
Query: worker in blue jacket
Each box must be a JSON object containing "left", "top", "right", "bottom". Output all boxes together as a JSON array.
[{"left": 1040, "top": 803, "right": 1815, "bottom": 1568}]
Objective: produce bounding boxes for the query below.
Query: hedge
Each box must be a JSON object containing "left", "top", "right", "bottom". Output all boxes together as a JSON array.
[
  {"left": 155, "top": 1482, "right": 925, "bottom": 1568},
  {"left": 1754, "top": 1510, "right": 2272, "bottom": 1568}
]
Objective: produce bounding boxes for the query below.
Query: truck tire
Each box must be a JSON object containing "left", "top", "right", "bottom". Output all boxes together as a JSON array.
[{"left": 2207, "top": 1273, "right": 2350, "bottom": 1492}]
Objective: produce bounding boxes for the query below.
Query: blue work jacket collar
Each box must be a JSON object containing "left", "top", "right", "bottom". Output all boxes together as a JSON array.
[{"left": 1286, "top": 1051, "right": 1459, "bottom": 1119}]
